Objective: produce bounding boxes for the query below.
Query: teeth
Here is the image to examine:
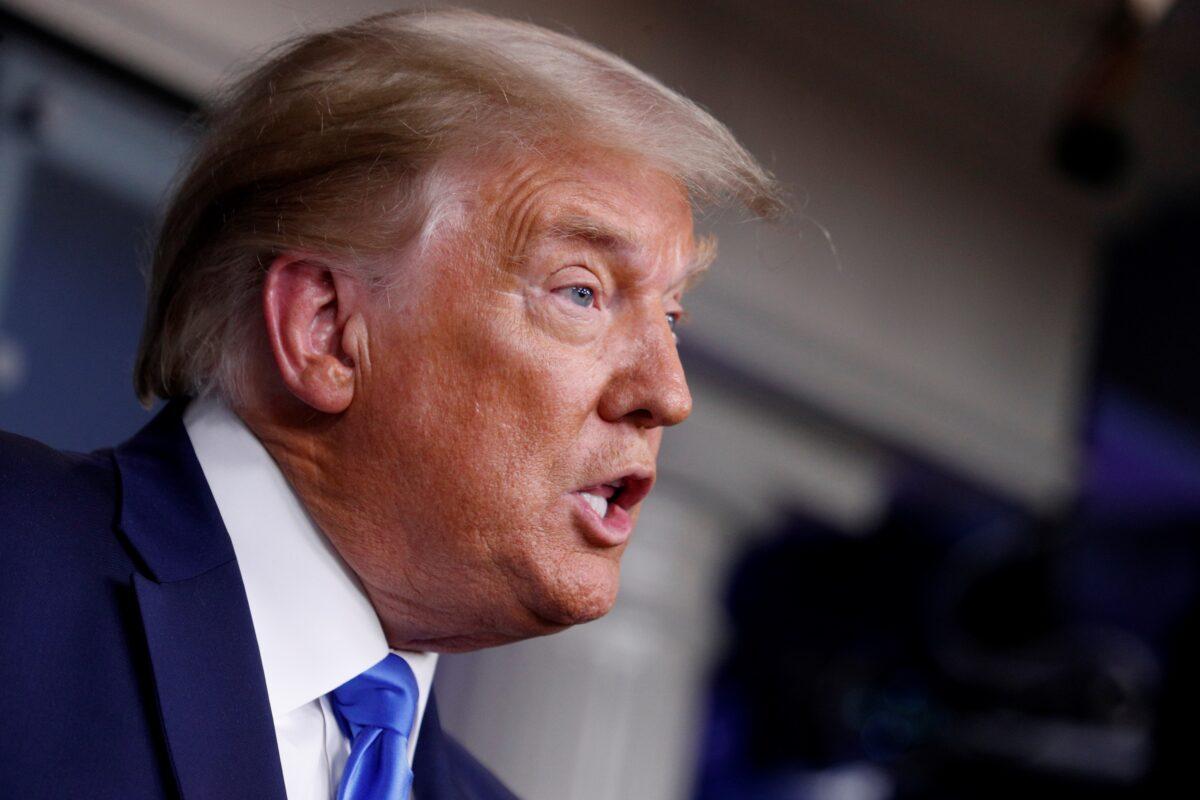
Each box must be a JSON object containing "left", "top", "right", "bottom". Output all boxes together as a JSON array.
[{"left": 579, "top": 492, "right": 608, "bottom": 519}]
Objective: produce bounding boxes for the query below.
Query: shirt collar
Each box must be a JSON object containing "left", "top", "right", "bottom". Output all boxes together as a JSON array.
[{"left": 182, "top": 397, "right": 437, "bottom": 728}]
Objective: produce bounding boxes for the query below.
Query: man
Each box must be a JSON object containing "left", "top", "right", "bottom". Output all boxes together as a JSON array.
[{"left": 0, "top": 9, "right": 780, "bottom": 799}]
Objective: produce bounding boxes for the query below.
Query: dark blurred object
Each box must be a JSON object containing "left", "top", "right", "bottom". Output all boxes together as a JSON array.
[
  {"left": 721, "top": 505, "right": 947, "bottom": 774},
  {"left": 694, "top": 503, "right": 947, "bottom": 800},
  {"left": 1054, "top": 117, "right": 1130, "bottom": 188},
  {"left": 927, "top": 515, "right": 1170, "bottom": 799},
  {"left": 696, "top": 497, "right": 1198, "bottom": 800},
  {"left": 1085, "top": 187, "right": 1200, "bottom": 795},
  {"left": 696, "top": 182, "right": 1200, "bottom": 799},
  {"left": 1146, "top": 600, "right": 1200, "bottom": 796},
  {"left": 1089, "top": 188, "right": 1200, "bottom": 442},
  {"left": 1051, "top": 0, "right": 1177, "bottom": 188}
]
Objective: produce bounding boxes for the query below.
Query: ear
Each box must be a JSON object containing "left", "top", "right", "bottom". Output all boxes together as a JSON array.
[{"left": 261, "top": 253, "right": 367, "bottom": 414}]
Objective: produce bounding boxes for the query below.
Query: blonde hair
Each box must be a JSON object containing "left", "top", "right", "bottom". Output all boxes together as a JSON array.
[{"left": 134, "top": 9, "right": 782, "bottom": 405}]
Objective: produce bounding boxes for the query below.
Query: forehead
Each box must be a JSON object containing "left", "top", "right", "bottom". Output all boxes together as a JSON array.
[{"left": 477, "top": 146, "right": 699, "bottom": 268}]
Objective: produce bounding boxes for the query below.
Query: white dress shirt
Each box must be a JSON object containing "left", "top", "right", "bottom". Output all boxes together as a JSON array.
[{"left": 184, "top": 397, "right": 437, "bottom": 800}]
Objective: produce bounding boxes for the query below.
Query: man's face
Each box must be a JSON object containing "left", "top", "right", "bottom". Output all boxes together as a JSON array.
[{"left": 333, "top": 147, "right": 700, "bottom": 650}]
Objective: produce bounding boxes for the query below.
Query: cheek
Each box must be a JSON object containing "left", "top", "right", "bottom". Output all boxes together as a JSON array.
[
  {"left": 359, "top": 276, "right": 618, "bottom": 542},
  {"left": 365, "top": 301, "right": 602, "bottom": 513},
  {"left": 458, "top": 310, "right": 603, "bottom": 445}
]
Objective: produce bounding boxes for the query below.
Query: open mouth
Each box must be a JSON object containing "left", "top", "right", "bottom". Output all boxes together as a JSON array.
[{"left": 571, "top": 471, "right": 654, "bottom": 545}]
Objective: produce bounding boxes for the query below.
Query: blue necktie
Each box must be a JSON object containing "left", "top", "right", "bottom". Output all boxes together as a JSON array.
[{"left": 329, "top": 654, "right": 420, "bottom": 800}]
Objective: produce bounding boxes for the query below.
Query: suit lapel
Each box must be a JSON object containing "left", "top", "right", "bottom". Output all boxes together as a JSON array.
[
  {"left": 115, "top": 401, "right": 287, "bottom": 800},
  {"left": 133, "top": 569, "right": 287, "bottom": 800}
]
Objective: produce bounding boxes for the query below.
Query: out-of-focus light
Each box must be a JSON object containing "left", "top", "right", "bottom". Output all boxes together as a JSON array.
[
  {"left": 0, "top": 334, "right": 28, "bottom": 397},
  {"left": 1128, "top": 0, "right": 1177, "bottom": 28}
]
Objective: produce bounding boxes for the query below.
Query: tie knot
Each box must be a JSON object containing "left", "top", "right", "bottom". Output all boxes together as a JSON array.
[{"left": 330, "top": 654, "right": 419, "bottom": 739}]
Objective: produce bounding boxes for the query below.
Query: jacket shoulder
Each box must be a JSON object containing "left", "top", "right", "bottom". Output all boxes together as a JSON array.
[
  {"left": 0, "top": 428, "right": 115, "bottom": 509},
  {"left": 0, "top": 428, "right": 128, "bottom": 578}
]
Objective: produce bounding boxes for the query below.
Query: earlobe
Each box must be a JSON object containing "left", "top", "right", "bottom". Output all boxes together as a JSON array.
[{"left": 262, "top": 254, "right": 361, "bottom": 414}]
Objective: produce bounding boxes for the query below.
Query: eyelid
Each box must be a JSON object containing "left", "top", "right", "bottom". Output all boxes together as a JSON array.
[{"left": 549, "top": 262, "right": 603, "bottom": 287}]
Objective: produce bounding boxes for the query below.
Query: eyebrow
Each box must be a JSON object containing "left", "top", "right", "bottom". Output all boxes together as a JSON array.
[
  {"left": 543, "top": 215, "right": 640, "bottom": 254},
  {"left": 542, "top": 214, "right": 717, "bottom": 293}
]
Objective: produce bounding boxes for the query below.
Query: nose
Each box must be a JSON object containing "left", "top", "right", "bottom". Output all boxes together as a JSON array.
[{"left": 597, "top": 314, "right": 693, "bottom": 429}]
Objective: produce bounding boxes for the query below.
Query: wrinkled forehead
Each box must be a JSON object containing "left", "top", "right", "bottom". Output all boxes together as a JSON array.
[
  {"left": 535, "top": 209, "right": 715, "bottom": 288},
  {"left": 470, "top": 145, "right": 708, "bottom": 281}
]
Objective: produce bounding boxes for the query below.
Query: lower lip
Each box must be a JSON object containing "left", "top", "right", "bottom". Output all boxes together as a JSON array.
[{"left": 570, "top": 492, "right": 634, "bottom": 547}]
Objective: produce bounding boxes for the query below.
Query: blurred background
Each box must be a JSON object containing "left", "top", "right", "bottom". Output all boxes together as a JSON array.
[{"left": 1, "top": 1, "right": 1197, "bottom": 798}]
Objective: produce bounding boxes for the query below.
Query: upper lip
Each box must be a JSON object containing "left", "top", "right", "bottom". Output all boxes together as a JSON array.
[{"left": 575, "top": 468, "right": 655, "bottom": 510}]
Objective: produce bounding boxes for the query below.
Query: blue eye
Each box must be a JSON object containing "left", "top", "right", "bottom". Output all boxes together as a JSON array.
[
  {"left": 564, "top": 286, "right": 595, "bottom": 308},
  {"left": 666, "top": 312, "right": 679, "bottom": 333}
]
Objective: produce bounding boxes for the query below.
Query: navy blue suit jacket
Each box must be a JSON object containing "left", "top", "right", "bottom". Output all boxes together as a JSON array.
[{"left": 0, "top": 401, "right": 517, "bottom": 799}]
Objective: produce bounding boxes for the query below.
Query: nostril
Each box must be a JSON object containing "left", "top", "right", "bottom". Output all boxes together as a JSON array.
[{"left": 625, "top": 408, "right": 656, "bottom": 428}]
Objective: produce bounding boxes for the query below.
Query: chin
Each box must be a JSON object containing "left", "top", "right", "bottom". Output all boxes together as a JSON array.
[{"left": 525, "top": 552, "right": 622, "bottom": 628}]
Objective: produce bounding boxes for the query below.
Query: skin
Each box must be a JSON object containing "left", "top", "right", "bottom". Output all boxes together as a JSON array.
[{"left": 240, "top": 145, "right": 705, "bottom": 652}]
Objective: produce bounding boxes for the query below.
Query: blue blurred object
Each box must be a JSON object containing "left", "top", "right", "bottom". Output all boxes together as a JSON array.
[
  {"left": 0, "top": 160, "right": 155, "bottom": 449},
  {"left": 0, "top": 14, "right": 191, "bottom": 450}
]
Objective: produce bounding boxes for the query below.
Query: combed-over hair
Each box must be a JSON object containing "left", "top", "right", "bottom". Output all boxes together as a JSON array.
[{"left": 133, "top": 9, "right": 783, "bottom": 405}]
